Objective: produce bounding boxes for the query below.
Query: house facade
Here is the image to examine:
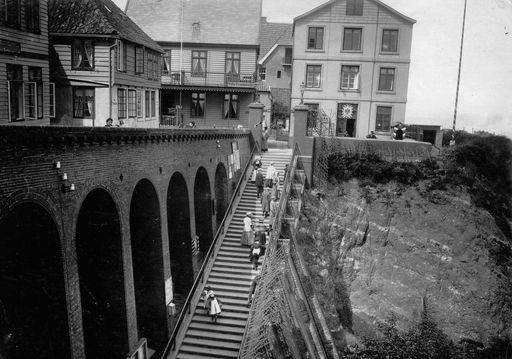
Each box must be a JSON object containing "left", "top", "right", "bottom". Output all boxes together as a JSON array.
[
  {"left": 292, "top": 0, "right": 415, "bottom": 138},
  {"left": 0, "top": 0, "right": 53, "bottom": 125},
  {"left": 258, "top": 17, "right": 293, "bottom": 129},
  {"left": 49, "top": 0, "right": 163, "bottom": 127},
  {"left": 127, "top": 0, "right": 262, "bottom": 128}
]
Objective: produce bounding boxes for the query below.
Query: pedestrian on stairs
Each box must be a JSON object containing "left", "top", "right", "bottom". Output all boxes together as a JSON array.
[
  {"left": 254, "top": 218, "right": 267, "bottom": 246},
  {"left": 202, "top": 286, "right": 214, "bottom": 314},
  {"left": 241, "top": 212, "right": 254, "bottom": 246},
  {"left": 255, "top": 168, "right": 264, "bottom": 198},
  {"left": 269, "top": 196, "right": 279, "bottom": 224},
  {"left": 261, "top": 185, "right": 271, "bottom": 217},
  {"left": 251, "top": 156, "right": 262, "bottom": 182},
  {"left": 271, "top": 170, "right": 280, "bottom": 199},
  {"left": 265, "top": 162, "right": 276, "bottom": 186},
  {"left": 249, "top": 239, "right": 262, "bottom": 270},
  {"left": 262, "top": 127, "right": 270, "bottom": 152},
  {"left": 247, "top": 274, "right": 261, "bottom": 307},
  {"left": 208, "top": 293, "right": 222, "bottom": 323}
]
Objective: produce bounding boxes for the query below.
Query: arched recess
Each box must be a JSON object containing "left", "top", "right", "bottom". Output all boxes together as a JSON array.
[
  {"left": 194, "top": 167, "right": 214, "bottom": 258},
  {"left": 129, "top": 179, "right": 167, "bottom": 353},
  {"left": 0, "top": 202, "right": 71, "bottom": 359},
  {"left": 214, "top": 163, "right": 229, "bottom": 228},
  {"left": 76, "top": 188, "right": 128, "bottom": 359},
  {"left": 166, "top": 172, "right": 194, "bottom": 312}
]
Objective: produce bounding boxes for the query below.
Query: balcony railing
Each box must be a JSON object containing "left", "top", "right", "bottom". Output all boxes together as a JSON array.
[{"left": 161, "top": 71, "right": 257, "bottom": 88}]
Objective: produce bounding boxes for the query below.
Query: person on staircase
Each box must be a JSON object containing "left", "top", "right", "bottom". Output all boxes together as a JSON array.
[
  {"left": 241, "top": 212, "right": 254, "bottom": 246},
  {"left": 265, "top": 162, "right": 276, "bottom": 187},
  {"left": 247, "top": 274, "right": 261, "bottom": 307},
  {"left": 261, "top": 127, "right": 270, "bottom": 152},
  {"left": 249, "top": 239, "right": 262, "bottom": 271},
  {"left": 261, "top": 185, "right": 272, "bottom": 217},
  {"left": 251, "top": 155, "right": 262, "bottom": 182},
  {"left": 208, "top": 293, "right": 222, "bottom": 323},
  {"left": 271, "top": 170, "right": 280, "bottom": 200},
  {"left": 254, "top": 218, "right": 267, "bottom": 247},
  {"left": 255, "top": 168, "right": 264, "bottom": 199},
  {"left": 269, "top": 195, "right": 279, "bottom": 224},
  {"left": 202, "top": 286, "right": 214, "bottom": 314}
]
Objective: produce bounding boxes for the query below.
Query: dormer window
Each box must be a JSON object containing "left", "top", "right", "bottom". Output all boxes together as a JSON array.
[
  {"left": 346, "top": 0, "right": 363, "bottom": 16},
  {"left": 72, "top": 39, "right": 94, "bottom": 70}
]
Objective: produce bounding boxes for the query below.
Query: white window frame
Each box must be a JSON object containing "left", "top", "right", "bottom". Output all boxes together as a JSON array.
[
  {"left": 136, "top": 90, "right": 143, "bottom": 119},
  {"left": 305, "top": 64, "right": 322, "bottom": 88},
  {"left": 128, "top": 89, "right": 137, "bottom": 118},
  {"left": 118, "top": 88, "right": 127, "bottom": 119},
  {"left": 117, "top": 40, "right": 126, "bottom": 72},
  {"left": 340, "top": 65, "right": 360, "bottom": 90},
  {"left": 24, "top": 81, "right": 37, "bottom": 119},
  {"left": 49, "top": 82, "right": 55, "bottom": 118}
]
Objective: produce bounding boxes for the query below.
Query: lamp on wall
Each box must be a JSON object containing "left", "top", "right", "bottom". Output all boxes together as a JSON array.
[{"left": 300, "top": 82, "right": 305, "bottom": 104}]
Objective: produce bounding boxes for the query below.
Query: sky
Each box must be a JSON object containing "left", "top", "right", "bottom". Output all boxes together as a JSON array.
[{"left": 115, "top": 0, "right": 512, "bottom": 138}]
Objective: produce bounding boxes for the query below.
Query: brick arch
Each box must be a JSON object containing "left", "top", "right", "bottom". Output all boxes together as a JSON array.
[
  {"left": 166, "top": 172, "right": 194, "bottom": 312},
  {"left": 194, "top": 166, "right": 214, "bottom": 260},
  {"left": 75, "top": 188, "right": 129, "bottom": 358},
  {"left": 0, "top": 201, "right": 71, "bottom": 358},
  {"left": 214, "top": 162, "right": 229, "bottom": 228},
  {"left": 129, "top": 179, "right": 167, "bottom": 353}
]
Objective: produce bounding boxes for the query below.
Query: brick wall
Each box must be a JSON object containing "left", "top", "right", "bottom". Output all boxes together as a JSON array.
[{"left": 0, "top": 126, "right": 253, "bottom": 358}]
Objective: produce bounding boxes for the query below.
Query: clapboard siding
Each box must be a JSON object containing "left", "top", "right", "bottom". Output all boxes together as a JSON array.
[
  {"left": 113, "top": 42, "right": 162, "bottom": 89},
  {"left": 0, "top": 0, "right": 49, "bottom": 55}
]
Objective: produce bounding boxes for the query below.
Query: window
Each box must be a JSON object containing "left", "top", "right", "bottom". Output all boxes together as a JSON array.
[
  {"left": 1, "top": 0, "right": 21, "bottom": 27},
  {"left": 191, "top": 50, "right": 207, "bottom": 77},
  {"left": 150, "top": 91, "right": 156, "bottom": 117},
  {"left": 376, "top": 106, "right": 392, "bottom": 131},
  {"left": 307, "top": 27, "right": 324, "bottom": 50},
  {"left": 305, "top": 65, "right": 321, "bottom": 88},
  {"left": 136, "top": 90, "right": 143, "bottom": 117},
  {"left": 146, "top": 52, "right": 159, "bottom": 80},
  {"left": 277, "top": 70, "right": 282, "bottom": 79},
  {"left": 162, "top": 51, "right": 170, "bottom": 75},
  {"left": 118, "top": 88, "right": 127, "bottom": 118},
  {"left": 346, "top": 0, "right": 363, "bottom": 16},
  {"left": 145, "top": 90, "right": 150, "bottom": 117},
  {"left": 135, "top": 46, "right": 144, "bottom": 74},
  {"left": 49, "top": 83, "right": 55, "bottom": 118},
  {"left": 259, "top": 67, "right": 266, "bottom": 80},
  {"left": 72, "top": 39, "right": 94, "bottom": 70},
  {"left": 223, "top": 93, "right": 239, "bottom": 119},
  {"left": 378, "top": 67, "right": 395, "bottom": 91},
  {"left": 343, "top": 28, "right": 362, "bottom": 51},
  {"left": 117, "top": 40, "right": 127, "bottom": 71},
  {"left": 25, "top": 0, "right": 39, "bottom": 32},
  {"left": 341, "top": 65, "right": 360, "bottom": 90},
  {"left": 128, "top": 89, "right": 136, "bottom": 117},
  {"left": 6, "top": 64, "right": 23, "bottom": 122},
  {"left": 191, "top": 92, "right": 205, "bottom": 117},
  {"left": 27, "top": 67, "right": 43, "bottom": 118},
  {"left": 73, "top": 88, "right": 94, "bottom": 118},
  {"left": 382, "top": 29, "right": 399, "bottom": 53},
  {"left": 284, "top": 47, "right": 292, "bottom": 64},
  {"left": 225, "top": 52, "right": 240, "bottom": 81}
]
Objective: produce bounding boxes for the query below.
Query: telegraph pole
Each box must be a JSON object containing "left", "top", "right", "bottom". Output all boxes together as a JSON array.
[{"left": 452, "top": 0, "right": 468, "bottom": 144}]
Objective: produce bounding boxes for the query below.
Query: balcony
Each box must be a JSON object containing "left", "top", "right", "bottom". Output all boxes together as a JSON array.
[{"left": 162, "top": 71, "right": 257, "bottom": 88}]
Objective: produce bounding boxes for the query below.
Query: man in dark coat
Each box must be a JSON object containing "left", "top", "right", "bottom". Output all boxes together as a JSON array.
[{"left": 255, "top": 168, "right": 264, "bottom": 198}]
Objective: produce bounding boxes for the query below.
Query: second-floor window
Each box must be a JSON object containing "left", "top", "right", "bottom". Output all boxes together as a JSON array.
[
  {"left": 135, "top": 46, "right": 144, "bottom": 74},
  {"left": 1, "top": 0, "right": 21, "bottom": 27},
  {"left": 343, "top": 28, "right": 362, "bottom": 51},
  {"left": 147, "top": 52, "right": 159, "bottom": 80},
  {"left": 340, "top": 65, "right": 360, "bottom": 90},
  {"left": 117, "top": 40, "right": 127, "bottom": 71},
  {"left": 346, "top": 0, "right": 363, "bottom": 16},
  {"left": 259, "top": 67, "right": 266, "bottom": 80},
  {"left": 305, "top": 65, "right": 321, "bottom": 88},
  {"left": 378, "top": 67, "right": 395, "bottom": 91},
  {"left": 307, "top": 27, "right": 324, "bottom": 50},
  {"left": 6, "top": 64, "right": 23, "bottom": 122},
  {"left": 72, "top": 39, "right": 94, "bottom": 70},
  {"left": 225, "top": 52, "right": 241, "bottom": 80},
  {"left": 284, "top": 47, "right": 292, "bottom": 64},
  {"left": 27, "top": 66, "right": 43, "bottom": 118},
  {"left": 192, "top": 50, "right": 207, "bottom": 77},
  {"left": 25, "top": 0, "right": 39, "bottom": 32},
  {"left": 162, "top": 51, "right": 170, "bottom": 75},
  {"left": 191, "top": 92, "right": 205, "bottom": 117},
  {"left": 382, "top": 29, "right": 399, "bottom": 53}
]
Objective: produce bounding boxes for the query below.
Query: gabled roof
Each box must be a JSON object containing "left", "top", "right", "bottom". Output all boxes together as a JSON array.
[
  {"left": 259, "top": 17, "right": 293, "bottom": 61},
  {"left": 294, "top": 0, "right": 416, "bottom": 24},
  {"left": 126, "top": 0, "right": 262, "bottom": 46},
  {"left": 48, "top": 0, "right": 163, "bottom": 53}
]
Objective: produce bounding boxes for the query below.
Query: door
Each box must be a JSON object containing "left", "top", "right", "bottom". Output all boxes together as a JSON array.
[{"left": 337, "top": 103, "right": 358, "bottom": 137}]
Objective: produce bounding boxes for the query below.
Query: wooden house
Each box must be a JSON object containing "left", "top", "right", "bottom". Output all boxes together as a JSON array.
[
  {"left": 49, "top": 0, "right": 164, "bottom": 127},
  {"left": 126, "top": 0, "right": 262, "bottom": 128},
  {"left": 0, "top": 0, "right": 53, "bottom": 125}
]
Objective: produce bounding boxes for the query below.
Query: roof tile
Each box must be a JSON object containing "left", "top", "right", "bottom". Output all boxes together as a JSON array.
[{"left": 259, "top": 17, "right": 292, "bottom": 61}]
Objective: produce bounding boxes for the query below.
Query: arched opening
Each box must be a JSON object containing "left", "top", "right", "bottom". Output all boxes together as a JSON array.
[
  {"left": 166, "top": 173, "right": 194, "bottom": 313},
  {"left": 214, "top": 163, "right": 229, "bottom": 228},
  {"left": 130, "top": 179, "right": 167, "bottom": 353},
  {"left": 0, "top": 202, "right": 71, "bottom": 359},
  {"left": 76, "top": 189, "right": 128, "bottom": 358},
  {"left": 194, "top": 167, "right": 214, "bottom": 261}
]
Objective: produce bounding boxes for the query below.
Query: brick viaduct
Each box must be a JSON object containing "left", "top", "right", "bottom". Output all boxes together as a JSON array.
[{"left": 0, "top": 126, "right": 254, "bottom": 359}]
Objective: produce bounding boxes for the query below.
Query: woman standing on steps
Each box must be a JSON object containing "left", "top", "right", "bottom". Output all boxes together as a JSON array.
[{"left": 209, "top": 293, "right": 222, "bottom": 323}]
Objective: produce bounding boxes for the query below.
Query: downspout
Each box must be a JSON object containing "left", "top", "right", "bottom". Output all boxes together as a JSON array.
[
  {"left": 108, "top": 41, "right": 118, "bottom": 121},
  {"left": 368, "top": 7, "right": 380, "bottom": 135}
]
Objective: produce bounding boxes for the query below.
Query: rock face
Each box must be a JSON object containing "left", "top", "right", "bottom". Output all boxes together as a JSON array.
[{"left": 301, "top": 180, "right": 512, "bottom": 348}]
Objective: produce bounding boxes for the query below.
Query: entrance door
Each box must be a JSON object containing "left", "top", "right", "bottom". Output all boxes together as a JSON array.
[{"left": 337, "top": 103, "right": 358, "bottom": 137}]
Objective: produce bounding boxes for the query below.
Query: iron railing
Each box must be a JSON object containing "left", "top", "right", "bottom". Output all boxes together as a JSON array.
[
  {"left": 160, "top": 141, "right": 260, "bottom": 359},
  {"left": 306, "top": 108, "right": 334, "bottom": 137},
  {"left": 162, "top": 70, "right": 257, "bottom": 88}
]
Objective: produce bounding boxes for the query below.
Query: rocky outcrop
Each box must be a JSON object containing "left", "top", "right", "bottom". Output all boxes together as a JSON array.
[{"left": 299, "top": 180, "right": 512, "bottom": 350}]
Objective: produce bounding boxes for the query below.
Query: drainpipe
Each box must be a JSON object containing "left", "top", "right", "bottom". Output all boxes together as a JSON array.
[
  {"left": 108, "top": 41, "right": 118, "bottom": 122},
  {"left": 368, "top": 7, "right": 380, "bottom": 135}
]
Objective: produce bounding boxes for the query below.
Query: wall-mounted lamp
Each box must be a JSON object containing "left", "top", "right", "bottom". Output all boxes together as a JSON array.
[
  {"left": 61, "top": 181, "right": 75, "bottom": 193},
  {"left": 61, "top": 173, "right": 68, "bottom": 180},
  {"left": 216, "top": 140, "right": 221, "bottom": 149},
  {"left": 54, "top": 161, "right": 61, "bottom": 169},
  {"left": 300, "top": 82, "right": 305, "bottom": 104}
]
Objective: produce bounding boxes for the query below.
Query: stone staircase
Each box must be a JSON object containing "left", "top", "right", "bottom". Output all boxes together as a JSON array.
[{"left": 172, "top": 147, "right": 292, "bottom": 359}]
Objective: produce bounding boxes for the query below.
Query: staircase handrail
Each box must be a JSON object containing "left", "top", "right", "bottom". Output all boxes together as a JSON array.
[
  {"left": 238, "top": 143, "right": 301, "bottom": 358},
  {"left": 161, "top": 141, "right": 260, "bottom": 358}
]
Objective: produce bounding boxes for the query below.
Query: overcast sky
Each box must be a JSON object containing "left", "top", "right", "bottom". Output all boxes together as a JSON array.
[{"left": 115, "top": 0, "right": 512, "bottom": 138}]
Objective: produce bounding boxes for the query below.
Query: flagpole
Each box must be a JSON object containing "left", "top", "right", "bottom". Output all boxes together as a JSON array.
[{"left": 452, "top": 0, "right": 468, "bottom": 144}]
